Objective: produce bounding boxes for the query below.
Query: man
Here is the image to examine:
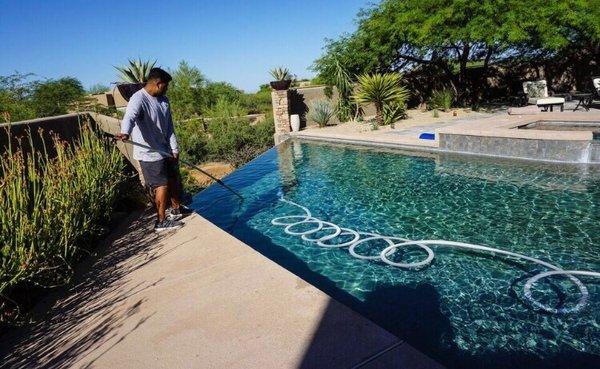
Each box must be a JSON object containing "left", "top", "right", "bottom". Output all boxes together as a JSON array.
[{"left": 116, "top": 67, "right": 192, "bottom": 232}]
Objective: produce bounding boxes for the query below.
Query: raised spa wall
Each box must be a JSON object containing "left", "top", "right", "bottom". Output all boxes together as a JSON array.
[{"left": 438, "top": 133, "right": 600, "bottom": 164}]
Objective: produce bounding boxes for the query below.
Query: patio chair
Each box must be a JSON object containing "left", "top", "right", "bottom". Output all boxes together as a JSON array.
[
  {"left": 522, "top": 80, "right": 565, "bottom": 112},
  {"left": 592, "top": 76, "right": 600, "bottom": 97}
]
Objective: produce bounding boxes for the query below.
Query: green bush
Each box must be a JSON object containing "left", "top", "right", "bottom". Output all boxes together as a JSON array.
[
  {"left": 0, "top": 123, "right": 125, "bottom": 319},
  {"left": 205, "top": 115, "right": 274, "bottom": 167},
  {"left": 239, "top": 86, "right": 272, "bottom": 114},
  {"left": 174, "top": 108, "right": 275, "bottom": 182},
  {"left": 428, "top": 89, "right": 454, "bottom": 111},
  {"left": 174, "top": 118, "right": 209, "bottom": 164}
]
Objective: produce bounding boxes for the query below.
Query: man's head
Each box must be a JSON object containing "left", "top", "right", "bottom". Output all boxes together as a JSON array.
[{"left": 144, "top": 68, "right": 172, "bottom": 96}]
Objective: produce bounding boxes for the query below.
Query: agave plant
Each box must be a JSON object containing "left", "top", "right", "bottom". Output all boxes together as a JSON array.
[
  {"left": 269, "top": 67, "right": 292, "bottom": 81},
  {"left": 309, "top": 99, "right": 336, "bottom": 127},
  {"left": 353, "top": 73, "right": 409, "bottom": 127},
  {"left": 114, "top": 58, "right": 156, "bottom": 83},
  {"left": 383, "top": 101, "right": 407, "bottom": 128}
]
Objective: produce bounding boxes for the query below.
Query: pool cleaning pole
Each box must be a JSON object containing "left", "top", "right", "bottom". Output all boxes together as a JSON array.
[{"left": 106, "top": 133, "right": 244, "bottom": 200}]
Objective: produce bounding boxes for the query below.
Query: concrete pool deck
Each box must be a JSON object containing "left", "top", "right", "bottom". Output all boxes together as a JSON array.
[
  {"left": 0, "top": 210, "right": 445, "bottom": 369},
  {"left": 290, "top": 107, "right": 600, "bottom": 163}
]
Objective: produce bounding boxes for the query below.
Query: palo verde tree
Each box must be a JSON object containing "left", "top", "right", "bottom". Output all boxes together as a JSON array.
[
  {"left": 314, "top": 0, "right": 600, "bottom": 104},
  {"left": 168, "top": 60, "right": 207, "bottom": 121}
]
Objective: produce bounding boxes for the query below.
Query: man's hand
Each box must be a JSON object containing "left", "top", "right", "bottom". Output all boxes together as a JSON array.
[
  {"left": 171, "top": 152, "right": 179, "bottom": 162},
  {"left": 115, "top": 133, "right": 130, "bottom": 141}
]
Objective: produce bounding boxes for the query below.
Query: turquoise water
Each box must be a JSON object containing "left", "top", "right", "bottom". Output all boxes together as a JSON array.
[{"left": 191, "top": 140, "right": 600, "bottom": 369}]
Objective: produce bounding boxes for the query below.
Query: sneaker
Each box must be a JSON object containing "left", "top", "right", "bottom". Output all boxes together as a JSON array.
[
  {"left": 167, "top": 205, "right": 194, "bottom": 221},
  {"left": 154, "top": 219, "right": 184, "bottom": 232}
]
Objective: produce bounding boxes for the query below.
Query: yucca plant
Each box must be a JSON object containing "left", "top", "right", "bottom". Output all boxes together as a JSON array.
[
  {"left": 269, "top": 67, "right": 292, "bottom": 81},
  {"left": 309, "top": 99, "right": 336, "bottom": 127},
  {"left": 353, "top": 73, "right": 409, "bottom": 127},
  {"left": 114, "top": 58, "right": 156, "bottom": 83},
  {"left": 331, "top": 58, "right": 356, "bottom": 122}
]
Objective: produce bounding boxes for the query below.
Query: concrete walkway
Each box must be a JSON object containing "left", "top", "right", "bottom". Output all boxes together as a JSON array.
[{"left": 0, "top": 211, "right": 444, "bottom": 369}]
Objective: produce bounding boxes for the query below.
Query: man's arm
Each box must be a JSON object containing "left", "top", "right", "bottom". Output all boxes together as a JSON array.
[
  {"left": 116, "top": 93, "right": 142, "bottom": 140},
  {"left": 166, "top": 103, "right": 179, "bottom": 159}
]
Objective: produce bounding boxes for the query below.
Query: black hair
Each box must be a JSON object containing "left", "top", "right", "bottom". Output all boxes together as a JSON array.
[{"left": 146, "top": 67, "right": 172, "bottom": 83}]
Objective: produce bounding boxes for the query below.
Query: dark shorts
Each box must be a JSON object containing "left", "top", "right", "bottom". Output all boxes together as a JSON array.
[{"left": 139, "top": 159, "right": 179, "bottom": 188}]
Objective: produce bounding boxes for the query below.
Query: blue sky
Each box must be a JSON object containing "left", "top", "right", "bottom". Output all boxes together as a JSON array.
[{"left": 0, "top": 0, "right": 368, "bottom": 92}]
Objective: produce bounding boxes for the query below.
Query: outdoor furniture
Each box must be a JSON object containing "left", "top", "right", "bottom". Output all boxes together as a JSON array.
[
  {"left": 571, "top": 92, "right": 593, "bottom": 111},
  {"left": 592, "top": 77, "right": 600, "bottom": 103},
  {"left": 536, "top": 97, "right": 564, "bottom": 112},
  {"left": 593, "top": 77, "right": 600, "bottom": 95},
  {"left": 522, "top": 80, "right": 565, "bottom": 111}
]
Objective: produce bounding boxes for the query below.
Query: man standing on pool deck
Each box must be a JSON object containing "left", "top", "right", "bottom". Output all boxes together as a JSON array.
[{"left": 116, "top": 67, "right": 192, "bottom": 232}]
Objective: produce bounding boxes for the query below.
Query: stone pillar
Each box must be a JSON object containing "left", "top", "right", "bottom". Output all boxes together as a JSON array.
[{"left": 271, "top": 89, "right": 290, "bottom": 144}]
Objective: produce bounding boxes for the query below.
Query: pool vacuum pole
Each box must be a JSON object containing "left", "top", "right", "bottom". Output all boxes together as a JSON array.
[{"left": 105, "top": 133, "right": 244, "bottom": 200}]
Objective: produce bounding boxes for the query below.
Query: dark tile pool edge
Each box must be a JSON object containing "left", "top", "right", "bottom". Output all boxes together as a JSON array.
[{"left": 287, "top": 134, "right": 600, "bottom": 166}]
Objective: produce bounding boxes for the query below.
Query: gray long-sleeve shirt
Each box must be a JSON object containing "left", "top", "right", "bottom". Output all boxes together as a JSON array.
[{"left": 120, "top": 88, "right": 179, "bottom": 162}]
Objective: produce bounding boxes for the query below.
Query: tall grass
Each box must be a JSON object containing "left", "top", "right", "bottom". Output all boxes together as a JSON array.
[{"left": 0, "top": 123, "right": 124, "bottom": 319}]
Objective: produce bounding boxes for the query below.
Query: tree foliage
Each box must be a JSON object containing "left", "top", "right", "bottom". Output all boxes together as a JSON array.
[
  {"left": 314, "top": 0, "right": 600, "bottom": 104},
  {"left": 31, "top": 77, "right": 85, "bottom": 117},
  {"left": 0, "top": 73, "right": 36, "bottom": 122},
  {"left": 168, "top": 60, "right": 207, "bottom": 121},
  {"left": 0, "top": 74, "right": 86, "bottom": 121}
]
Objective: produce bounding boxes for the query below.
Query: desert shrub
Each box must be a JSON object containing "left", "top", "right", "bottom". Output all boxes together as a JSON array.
[
  {"left": 0, "top": 123, "right": 125, "bottom": 320},
  {"left": 174, "top": 118, "right": 209, "bottom": 164},
  {"left": 206, "top": 97, "right": 245, "bottom": 118},
  {"left": 428, "top": 89, "right": 454, "bottom": 111},
  {"left": 309, "top": 100, "right": 336, "bottom": 127},
  {"left": 204, "top": 115, "right": 274, "bottom": 167},
  {"left": 239, "top": 86, "right": 272, "bottom": 114}
]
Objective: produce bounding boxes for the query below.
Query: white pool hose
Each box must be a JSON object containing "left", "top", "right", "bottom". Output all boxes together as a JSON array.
[{"left": 271, "top": 198, "right": 600, "bottom": 314}]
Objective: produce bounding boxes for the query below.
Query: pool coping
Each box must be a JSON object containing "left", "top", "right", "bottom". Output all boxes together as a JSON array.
[
  {"left": 288, "top": 130, "right": 600, "bottom": 165},
  {"left": 288, "top": 111, "right": 600, "bottom": 164}
]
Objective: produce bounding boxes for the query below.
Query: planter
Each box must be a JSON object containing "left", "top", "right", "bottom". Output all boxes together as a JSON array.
[
  {"left": 290, "top": 114, "right": 300, "bottom": 132},
  {"left": 116, "top": 83, "right": 144, "bottom": 102},
  {"left": 270, "top": 80, "right": 292, "bottom": 90}
]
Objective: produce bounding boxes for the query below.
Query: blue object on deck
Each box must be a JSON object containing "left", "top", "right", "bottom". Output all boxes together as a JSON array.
[{"left": 419, "top": 132, "right": 435, "bottom": 140}]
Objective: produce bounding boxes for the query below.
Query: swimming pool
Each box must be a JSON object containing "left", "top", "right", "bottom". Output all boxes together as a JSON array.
[{"left": 191, "top": 140, "right": 600, "bottom": 369}]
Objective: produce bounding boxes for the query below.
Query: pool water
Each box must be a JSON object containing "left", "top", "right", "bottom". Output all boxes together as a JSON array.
[{"left": 191, "top": 140, "right": 600, "bottom": 369}]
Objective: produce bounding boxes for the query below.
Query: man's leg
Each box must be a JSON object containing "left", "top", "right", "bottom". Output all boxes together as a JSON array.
[
  {"left": 168, "top": 177, "right": 181, "bottom": 210},
  {"left": 164, "top": 162, "right": 194, "bottom": 220},
  {"left": 166, "top": 160, "right": 183, "bottom": 209},
  {"left": 155, "top": 185, "right": 169, "bottom": 222},
  {"left": 140, "top": 159, "right": 184, "bottom": 231}
]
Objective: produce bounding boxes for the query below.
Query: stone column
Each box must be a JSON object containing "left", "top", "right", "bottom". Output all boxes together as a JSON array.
[{"left": 271, "top": 89, "right": 290, "bottom": 144}]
